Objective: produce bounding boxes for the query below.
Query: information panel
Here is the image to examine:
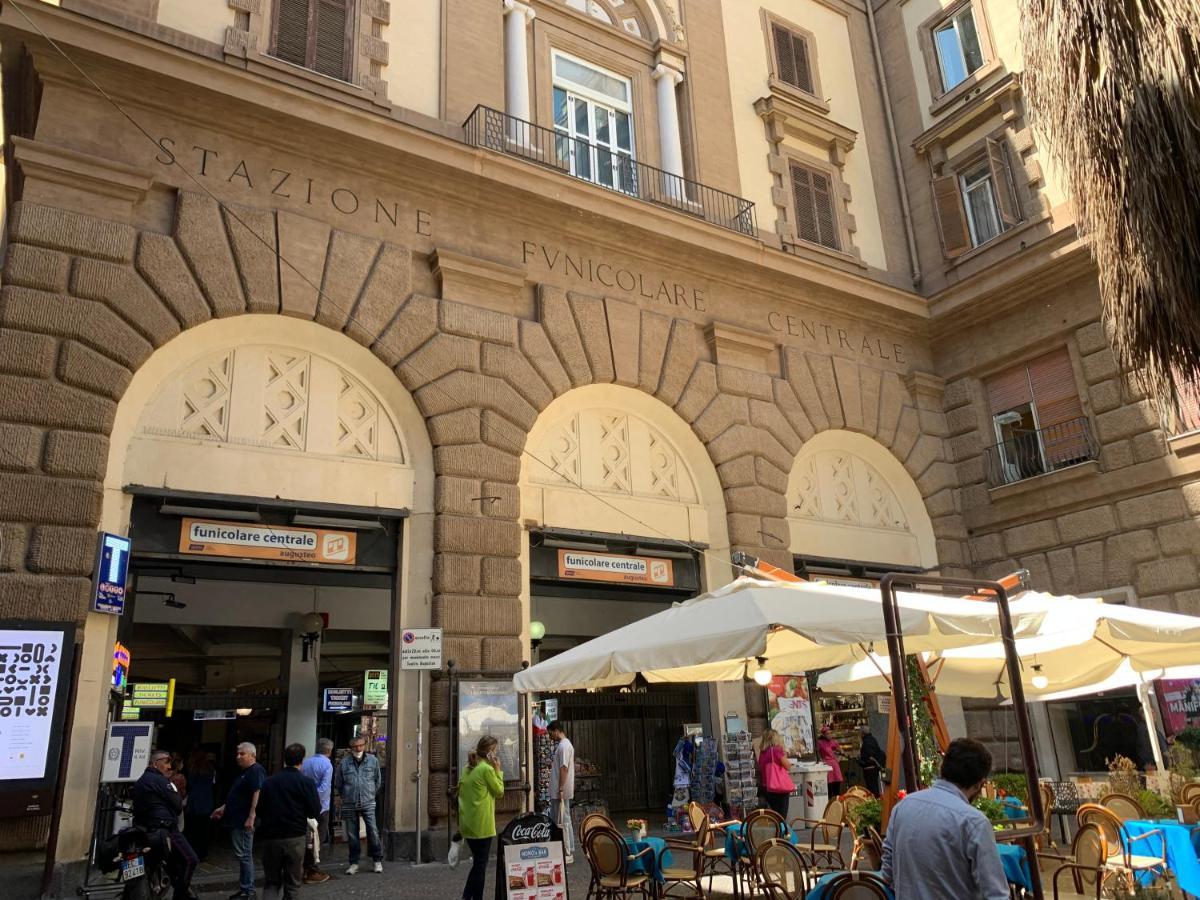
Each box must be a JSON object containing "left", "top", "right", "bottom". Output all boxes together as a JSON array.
[{"left": 0, "top": 629, "right": 69, "bottom": 782}]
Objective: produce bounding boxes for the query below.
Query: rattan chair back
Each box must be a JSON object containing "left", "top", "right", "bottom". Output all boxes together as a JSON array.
[
  {"left": 1099, "top": 792, "right": 1145, "bottom": 822},
  {"left": 1077, "top": 803, "right": 1124, "bottom": 850},
  {"left": 1181, "top": 783, "right": 1200, "bottom": 807},
  {"left": 586, "top": 827, "right": 631, "bottom": 884},
  {"left": 825, "top": 871, "right": 890, "bottom": 898},
  {"left": 756, "top": 838, "right": 809, "bottom": 900},
  {"left": 745, "top": 807, "right": 786, "bottom": 859}
]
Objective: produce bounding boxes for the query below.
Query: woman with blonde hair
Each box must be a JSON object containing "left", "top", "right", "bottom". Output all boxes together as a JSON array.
[
  {"left": 458, "top": 735, "right": 505, "bottom": 900},
  {"left": 757, "top": 728, "right": 793, "bottom": 818}
]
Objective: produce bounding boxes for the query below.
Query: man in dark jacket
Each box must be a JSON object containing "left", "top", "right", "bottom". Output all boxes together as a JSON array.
[
  {"left": 333, "top": 737, "right": 383, "bottom": 874},
  {"left": 257, "top": 743, "right": 321, "bottom": 900},
  {"left": 131, "top": 750, "right": 199, "bottom": 900}
]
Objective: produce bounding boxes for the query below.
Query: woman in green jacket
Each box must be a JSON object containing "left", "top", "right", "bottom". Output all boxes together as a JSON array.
[{"left": 458, "top": 735, "right": 505, "bottom": 900}]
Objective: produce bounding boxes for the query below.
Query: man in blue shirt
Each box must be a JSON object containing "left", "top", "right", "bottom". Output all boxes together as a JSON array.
[
  {"left": 881, "top": 738, "right": 1009, "bottom": 900},
  {"left": 301, "top": 738, "right": 333, "bottom": 884},
  {"left": 212, "top": 742, "right": 266, "bottom": 899}
]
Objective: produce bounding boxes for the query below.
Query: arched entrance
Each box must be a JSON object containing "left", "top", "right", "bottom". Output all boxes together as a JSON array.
[
  {"left": 520, "top": 384, "right": 730, "bottom": 813},
  {"left": 57, "top": 316, "right": 433, "bottom": 863}
]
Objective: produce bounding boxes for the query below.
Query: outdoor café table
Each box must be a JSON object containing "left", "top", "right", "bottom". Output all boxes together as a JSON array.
[
  {"left": 996, "top": 842, "right": 1033, "bottom": 893},
  {"left": 807, "top": 871, "right": 895, "bottom": 900},
  {"left": 627, "top": 836, "right": 671, "bottom": 883},
  {"left": 1126, "top": 818, "right": 1200, "bottom": 898}
]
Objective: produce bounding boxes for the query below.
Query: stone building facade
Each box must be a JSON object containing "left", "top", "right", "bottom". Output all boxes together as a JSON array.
[{"left": 0, "top": 0, "right": 1195, "bottom": 886}]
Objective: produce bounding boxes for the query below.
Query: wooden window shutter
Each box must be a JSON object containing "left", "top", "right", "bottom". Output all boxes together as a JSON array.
[
  {"left": 1027, "top": 348, "right": 1087, "bottom": 464},
  {"left": 790, "top": 162, "right": 840, "bottom": 251},
  {"left": 272, "top": 0, "right": 312, "bottom": 68},
  {"left": 986, "top": 365, "right": 1034, "bottom": 415},
  {"left": 986, "top": 137, "right": 1021, "bottom": 226},
  {"left": 932, "top": 174, "right": 971, "bottom": 258},
  {"left": 772, "top": 24, "right": 814, "bottom": 94},
  {"left": 313, "top": 0, "right": 353, "bottom": 80},
  {"left": 1173, "top": 368, "right": 1200, "bottom": 433}
]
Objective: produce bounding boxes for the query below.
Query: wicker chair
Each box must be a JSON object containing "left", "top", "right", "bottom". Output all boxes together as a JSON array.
[
  {"left": 823, "top": 871, "right": 890, "bottom": 899},
  {"left": 683, "top": 802, "right": 737, "bottom": 893},
  {"left": 584, "top": 826, "right": 655, "bottom": 900},
  {"left": 581, "top": 813, "right": 617, "bottom": 900},
  {"left": 1076, "top": 803, "right": 1168, "bottom": 891},
  {"left": 1050, "top": 823, "right": 1111, "bottom": 900},
  {"left": 740, "top": 808, "right": 787, "bottom": 897},
  {"left": 756, "top": 838, "right": 810, "bottom": 900},
  {"left": 851, "top": 826, "right": 883, "bottom": 872},
  {"left": 1099, "top": 792, "right": 1146, "bottom": 822},
  {"left": 659, "top": 818, "right": 708, "bottom": 899},
  {"left": 1181, "top": 783, "right": 1200, "bottom": 807},
  {"left": 791, "top": 796, "right": 848, "bottom": 872}
]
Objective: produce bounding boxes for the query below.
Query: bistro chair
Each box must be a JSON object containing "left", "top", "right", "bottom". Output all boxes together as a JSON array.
[
  {"left": 1046, "top": 780, "right": 1081, "bottom": 846},
  {"left": 1181, "top": 782, "right": 1200, "bottom": 807},
  {"left": 1099, "top": 792, "right": 1146, "bottom": 822},
  {"left": 791, "top": 796, "right": 848, "bottom": 872},
  {"left": 823, "top": 871, "right": 890, "bottom": 899},
  {"left": 1076, "top": 803, "right": 1168, "bottom": 890},
  {"left": 585, "top": 826, "right": 655, "bottom": 900},
  {"left": 1050, "top": 823, "right": 1110, "bottom": 900},
  {"left": 756, "top": 838, "right": 810, "bottom": 900},
  {"left": 582, "top": 813, "right": 618, "bottom": 900},
  {"left": 684, "top": 803, "right": 737, "bottom": 893},
  {"left": 659, "top": 818, "right": 710, "bottom": 899},
  {"left": 850, "top": 827, "right": 883, "bottom": 872},
  {"left": 741, "top": 808, "right": 787, "bottom": 897}
]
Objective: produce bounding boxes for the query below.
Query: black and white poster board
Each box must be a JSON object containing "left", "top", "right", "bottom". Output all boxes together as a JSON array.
[
  {"left": 0, "top": 621, "right": 76, "bottom": 817},
  {"left": 496, "top": 812, "right": 569, "bottom": 900}
]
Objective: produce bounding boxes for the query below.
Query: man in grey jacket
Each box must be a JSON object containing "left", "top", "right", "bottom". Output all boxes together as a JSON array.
[{"left": 334, "top": 736, "right": 383, "bottom": 874}]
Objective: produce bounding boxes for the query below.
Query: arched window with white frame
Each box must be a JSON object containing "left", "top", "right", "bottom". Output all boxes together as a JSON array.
[{"left": 552, "top": 51, "right": 637, "bottom": 194}]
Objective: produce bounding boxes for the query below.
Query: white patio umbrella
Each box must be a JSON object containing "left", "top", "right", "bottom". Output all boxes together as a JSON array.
[
  {"left": 816, "top": 594, "right": 1200, "bottom": 700},
  {"left": 512, "top": 576, "right": 1052, "bottom": 693}
]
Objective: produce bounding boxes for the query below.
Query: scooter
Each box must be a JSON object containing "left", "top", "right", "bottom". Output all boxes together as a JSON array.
[{"left": 99, "top": 825, "right": 173, "bottom": 900}]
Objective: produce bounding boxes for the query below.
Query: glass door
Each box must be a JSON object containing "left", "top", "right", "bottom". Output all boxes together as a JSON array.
[{"left": 552, "top": 52, "right": 636, "bottom": 195}]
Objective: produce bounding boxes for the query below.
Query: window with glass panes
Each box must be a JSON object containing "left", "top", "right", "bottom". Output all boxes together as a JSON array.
[
  {"left": 933, "top": 5, "right": 984, "bottom": 92},
  {"left": 552, "top": 52, "right": 636, "bottom": 194},
  {"left": 960, "top": 161, "right": 1002, "bottom": 247}
]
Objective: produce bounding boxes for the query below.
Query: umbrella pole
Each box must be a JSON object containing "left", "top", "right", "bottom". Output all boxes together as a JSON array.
[{"left": 1136, "top": 681, "right": 1167, "bottom": 771}]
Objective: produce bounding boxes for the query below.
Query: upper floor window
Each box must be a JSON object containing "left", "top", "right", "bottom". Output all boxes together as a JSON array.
[
  {"left": 552, "top": 52, "right": 636, "bottom": 193},
  {"left": 271, "top": 0, "right": 354, "bottom": 82},
  {"left": 771, "top": 23, "right": 815, "bottom": 96},
  {"left": 1168, "top": 369, "right": 1200, "bottom": 436},
  {"left": 933, "top": 4, "right": 984, "bottom": 92},
  {"left": 933, "top": 137, "right": 1021, "bottom": 257},
  {"left": 983, "top": 349, "right": 1096, "bottom": 487},
  {"left": 789, "top": 161, "right": 840, "bottom": 251}
]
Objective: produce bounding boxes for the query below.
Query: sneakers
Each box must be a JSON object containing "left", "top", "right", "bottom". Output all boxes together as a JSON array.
[
  {"left": 345, "top": 863, "right": 359, "bottom": 876},
  {"left": 303, "top": 872, "right": 330, "bottom": 884},
  {"left": 373, "top": 861, "right": 384, "bottom": 873}
]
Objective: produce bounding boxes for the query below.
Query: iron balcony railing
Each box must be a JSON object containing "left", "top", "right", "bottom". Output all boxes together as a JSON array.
[
  {"left": 463, "top": 105, "right": 757, "bottom": 238},
  {"left": 983, "top": 416, "right": 1099, "bottom": 488}
]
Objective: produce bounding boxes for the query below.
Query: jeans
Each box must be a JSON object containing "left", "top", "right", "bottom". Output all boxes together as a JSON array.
[
  {"left": 551, "top": 798, "right": 572, "bottom": 856},
  {"left": 167, "top": 829, "right": 199, "bottom": 900},
  {"left": 261, "top": 836, "right": 305, "bottom": 900},
  {"left": 303, "top": 811, "right": 329, "bottom": 873},
  {"left": 342, "top": 807, "right": 382, "bottom": 863},
  {"left": 229, "top": 826, "right": 256, "bottom": 894},
  {"left": 462, "top": 837, "right": 491, "bottom": 900}
]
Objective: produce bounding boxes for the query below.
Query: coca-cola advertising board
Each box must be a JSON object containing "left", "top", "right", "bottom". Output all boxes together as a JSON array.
[{"left": 496, "top": 812, "right": 568, "bottom": 900}]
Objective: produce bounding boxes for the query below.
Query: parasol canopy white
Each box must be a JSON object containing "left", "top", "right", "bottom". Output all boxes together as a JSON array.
[
  {"left": 816, "top": 593, "right": 1200, "bottom": 699},
  {"left": 512, "top": 576, "right": 1053, "bottom": 693}
]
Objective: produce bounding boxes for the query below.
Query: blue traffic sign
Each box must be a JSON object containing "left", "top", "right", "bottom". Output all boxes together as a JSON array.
[
  {"left": 323, "top": 687, "right": 356, "bottom": 713},
  {"left": 92, "top": 532, "right": 132, "bottom": 616}
]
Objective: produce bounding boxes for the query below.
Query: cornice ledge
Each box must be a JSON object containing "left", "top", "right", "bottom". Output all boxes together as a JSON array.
[
  {"left": 913, "top": 72, "right": 1022, "bottom": 157},
  {"left": 755, "top": 94, "right": 857, "bottom": 157},
  {"left": 12, "top": 135, "right": 154, "bottom": 209}
]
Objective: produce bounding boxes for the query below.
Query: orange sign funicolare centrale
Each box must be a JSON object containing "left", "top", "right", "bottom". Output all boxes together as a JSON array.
[{"left": 179, "top": 518, "right": 357, "bottom": 565}]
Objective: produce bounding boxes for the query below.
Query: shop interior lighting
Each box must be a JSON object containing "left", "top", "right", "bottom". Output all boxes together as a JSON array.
[
  {"left": 159, "top": 504, "right": 262, "bottom": 522},
  {"left": 235, "top": 708, "right": 253, "bottom": 717},
  {"left": 752, "top": 657, "right": 773, "bottom": 686}
]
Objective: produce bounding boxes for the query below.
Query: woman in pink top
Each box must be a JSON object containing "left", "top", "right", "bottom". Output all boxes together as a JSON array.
[
  {"left": 756, "top": 729, "right": 793, "bottom": 819},
  {"left": 816, "top": 725, "right": 844, "bottom": 798}
]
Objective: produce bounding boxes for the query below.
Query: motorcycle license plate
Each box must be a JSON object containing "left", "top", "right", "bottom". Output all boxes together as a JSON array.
[{"left": 120, "top": 856, "right": 145, "bottom": 881}]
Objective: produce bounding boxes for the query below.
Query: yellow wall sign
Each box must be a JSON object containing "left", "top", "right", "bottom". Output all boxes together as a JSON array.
[{"left": 179, "top": 518, "right": 357, "bottom": 565}]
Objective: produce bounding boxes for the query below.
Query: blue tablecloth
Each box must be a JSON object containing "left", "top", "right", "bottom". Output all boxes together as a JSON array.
[
  {"left": 723, "top": 822, "right": 798, "bottom": 860},
  {"left": 1001, "top": 796, "right": 1027, "bottom": 820},
  {"left": 997, "top": 843, "right": 1032, "bottom": 891},
  {"left": 627, "top": 836, "right": 671, "bottom": 883},
  {"left": 807, "top": 871, "right": 894, "bottom": 900},
  {"left": 1126, "top": 819, "right": 1200, "bottom": 898}
]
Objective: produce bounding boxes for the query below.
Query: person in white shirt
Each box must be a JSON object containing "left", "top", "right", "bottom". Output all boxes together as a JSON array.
[{"left": 547, "top": 720, "right": 575, "bottom": 862}]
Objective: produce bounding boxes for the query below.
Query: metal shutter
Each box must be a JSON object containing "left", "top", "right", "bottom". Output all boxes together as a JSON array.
[{"left": 986, "top": 366, "right": 1034, "bottom": 415}]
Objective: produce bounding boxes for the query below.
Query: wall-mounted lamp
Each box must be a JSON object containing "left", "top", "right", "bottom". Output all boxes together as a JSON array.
[
  {"left": 529, "top": 620, "right": 546, "bottom": 651},
  {"left": 300, "top": 611, "right": 325, "bottom": 662}
]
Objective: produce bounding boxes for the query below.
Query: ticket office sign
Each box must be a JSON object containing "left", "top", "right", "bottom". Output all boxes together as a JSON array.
[{"left": 179, "top": 518, "right": 357, "bottom": 565}]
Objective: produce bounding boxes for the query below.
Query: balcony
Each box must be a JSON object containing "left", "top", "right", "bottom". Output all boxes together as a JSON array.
[
  {"left": 463, "top": 105, "right": 758, "bottom": 238},
  {"left": 983, "top": 416, "right": 1100, "bottom": 488}
]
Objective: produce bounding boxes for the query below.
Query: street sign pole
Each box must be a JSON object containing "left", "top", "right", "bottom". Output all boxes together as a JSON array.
[
  {"left": 415, "top": 669, "right": 424, "bottom": 866},
  {"left": 400, "top": 627, "right": 442, "bottom": 867}
]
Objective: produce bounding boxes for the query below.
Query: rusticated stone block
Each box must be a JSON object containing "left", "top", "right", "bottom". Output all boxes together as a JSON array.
[
  {"left": 482, "top": 482, "right": 520, "bottom": 520},
  {"left": 717, "top": 366, "right": 773, "bottom": 402},
  {"left": 222, "top": 204, "right": 278, "bottom": 313},
  {"left": 428, "top": 773, "right": 450, "bottom": 817},
  {"left": 481, "top": 556, "right": 522, "bottom": 596},
  {"left": 43, "top": 431, "right": 108, "bottom": 481},
  {"left": 479, "top": 411, "right": 529, "bottom": 457},
  {"left": 693, "top": 394, "right": 748, "bottom": 443},
  {"left": 772, "top": 380, "right": 815, "bottom": 443},
  {"left": 1102, "top": 440, "right": 1135, "bottom": 471},
  {"left": 780, "top": 348, "right": 827, "bottom": 433},
  {"left": 971, "top": 532, "right": 1004, "bottom": 563},
  {"left": 941, "top": 377, "right": 972, "bottom": 411},
  {"left": 0, "top": 472, "right": 102, "bottom": 525},
  {"left": 1073, "top": 541, "right": 1106, "bottom": 593},
  {"left": 435, "top": 516, "right": 520, "bottom": 558},
  {"left": 637, "top": 309, "right": 672, "bottom": 395},
  {"left": 496, "top": 788, "right": 524, "bottom": 813},
  {"left": 436, "top": 476, "right": 483, "bottom": 516},
  {"left": 1158, "top": 520, "right": 1200, "bottom": 556},
  {"left": 1137, "top": 557, "right": 1199, "bottom": 595},
  {"left": 58, "top": 342, "right": 132, "bottom": 403},
  {"left": 0, "top": 523, "right": 25, "bottom": 572},
  {"left": 1046, "top": 547, "right": 1077, "bottom": 595},
  {"left": 725, "top": 512, "right": 765, "bottom": 546},
  {"left": 724, "top": 484, "right": 785, "bottom": 517},
  {"left": 717, "top": 456, "right": 756, "bottom": 488},
  {"left": 1075, "top": 321, "right": 1110, "bottom": 356},
  {"left": 1096, "top": 401, "right": 1158, "bottom": 443},
  {"left": 275, "top": 211, "right": 329, "bottom": 321},
  {"left": 519, "top": 321, "right": 571, "bottom": 398},
  {"left": 960, "top": 483, "right": 989, "bottom": 512},
  {"left": 1175, "top": 590, "right": 1200, "bottom": 616},
  {"left": 415, "top": 372, "right": 536, "bottom": 430},
  {"left": 375, "top": 294, "right": 438, "bottom": 368},
  {"left": 0, "top": 423, "right": 43, "bottom": 473},
  {"left": 26, "top": 526, "right": 94, "bottom": 575},
  {"left": 434, "top": 594, "right": 521, "bottom": 636},
  {"left": 9, "top": 201, "right": 135, "bottom": 262},
  {"left": 440, "top": 299, "right": 517, "bottom": 347},
  {"left": 481, "top": 343, "right": 554, "bottom": 411},
  {"left": 931, "top": 514, "right": 966, "bottom": 540},
  {"left": 706, "top": 424, "right": 790, "bottom": 472},
  {"left": 1018, "top": 553, "right": 1051, "bottom": 591},
  {"left": 0, "top": 330, "right": 56, "bottom": 378},
  {"left": 569, "top": 293, "right": 614, "bottom": 384},
  {"left": 316, "top": 229, "right": 377, "bottom": 331},
  {"left": 0, "top": 373, "right": 118, "bottom": 431},
  {"left": 656, "top": 319, "right": 704, "bottom": 407},
  {"left": 442, "top": 636, "right": 482, "bottom": 671},
  {"left": 1080, "top": 349, "right": 1119, "bottom": 384},
  {"left": 1132, "top": 431, "right": 1167, "bottom": 463},
  {"left": 1184, "top": 483, "right": 1200, "bottom": 516},
  {"left": 429, "top": 726, "right": 450, "bottom": 770},
  {"left": 136, "top": 233, "right": 211, "bottom": 327},
  {"left": 860, "top": 367, "right": 883, "bottom": 438},
  {"left": 428, "top": 410, "right": 482, "bottom": 446},
  {"left": 675, "top": 363, "right": 720, "bottom": 425},
  {"left": 482, "top": 637, "right": 523, "bottom": 672},
  {"left": 876, "top": 372, "right": 908, "bottom": 447},
  {"left": 1087, "top": 379, "right": 1124, "bottom": 414},
  {"left": 935, "top": 539, "right": 966, "bottom": 567},
  {"left": 891, "top": 407, "right": 921, "bottom": 461},
  {"left": 833, "top": 357, "right": 863, "bottom": 431},
  {"left": 434, "top": 444, "right": 521, "bottom": 484},
  {"left": 946, "top": 404, "right": 978, "bottom": 437},
  {"left": 4, "top": 244, "right": 69, "bottom": 292},
  {"left": 903, "top": 434, "right": 943, "bottom": 480},
  {"left": 754, "top": 457, "right": 789, "bottom": 495},
  {"left": 430, "top": 679, "right": 450, "bottom": 725},
  {"left": 1105, "top": 529, "right": 1159, "bottom": 586},
  {"left": 1056, "top": 505, "right": 1117, "bottom": 544},
  {"left": 1002, "top": 520, "right": 1058, "bottom": 556},
  {"left": 1116, "top": 490, "right": 1186, "bottom": 530},
  {"left": 1, "top": 286, "right": 152, "bottom": 370},
  {"left": 538, "top": 287, "right": 590, "bottom": 387},
  {"left": 433, "top": 553, "right": 481, "bottom": 594},
  {"left": 605, "top": 297, "right": 639, "bottom": 386},
  {"left": 947, "top": 433, "right": 979, "bottom": 464},
  {"left": 0, "top": 573, "right": 92, "bottom": 622},
  {"left": 747, "top": 397, "right": 801, "bottom": 455},
  {"left": 70, "top": 258, "right": 181, "bottom": 346},
  {"left": 174, "top": 192, "right": 245, "bottom": 317},
  {"left": 806, "top": 353, "right": 846, "bottom": 430}
]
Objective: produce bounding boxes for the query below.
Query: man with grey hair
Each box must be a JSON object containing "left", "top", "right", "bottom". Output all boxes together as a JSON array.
[
  {"left": 300, "top": 737, "right": 333, "bottom": 883},
  {"left": 212, "top": 742, "right": 266, "bottom": 899},
  {"left": 132, "top": 749, "right": 198, "bottom": 900}
]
